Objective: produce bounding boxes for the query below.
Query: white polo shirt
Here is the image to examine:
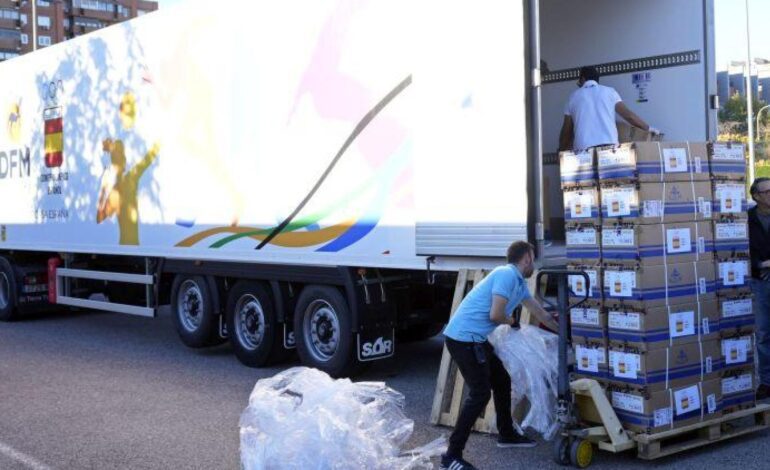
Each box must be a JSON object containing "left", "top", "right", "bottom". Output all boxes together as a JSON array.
[{"left": 564, "top": 80, "right": 622, "bottom": 151}]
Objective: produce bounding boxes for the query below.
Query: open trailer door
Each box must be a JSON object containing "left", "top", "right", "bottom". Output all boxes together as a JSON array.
[{"left": 536, "top": 0, "right": 718, "bottom": 254}]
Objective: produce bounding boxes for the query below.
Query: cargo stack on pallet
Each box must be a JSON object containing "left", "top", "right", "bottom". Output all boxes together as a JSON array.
[
  {"left": 709, "top": 142, "right": 756, "bottom": 414},
  {"left": 560, "top": 141, "right": 755, "bottom": 436}
]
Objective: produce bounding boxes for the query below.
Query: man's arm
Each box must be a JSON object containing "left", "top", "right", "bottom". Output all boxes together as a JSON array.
[
  {"left": 521, "top": 297, "right": 558, "bottom": 332},
  {"left": 559, "top": 115, "right": 574, "bottom": 151},
  {"left": 615, "top": 101, "right": 651, "bottom": 132},
  {"left": 489, "top": 295, "right": 514, "bottom": 325}
]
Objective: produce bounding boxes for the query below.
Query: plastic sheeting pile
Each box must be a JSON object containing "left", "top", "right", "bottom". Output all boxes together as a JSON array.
[
  {"left": 240, "top": 367, "right": 446, "bottom": 470},
  {"left": 489, "top": 324, "right": 560, "bottom": 439}
]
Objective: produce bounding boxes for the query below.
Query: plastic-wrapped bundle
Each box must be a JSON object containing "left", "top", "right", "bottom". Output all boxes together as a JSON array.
[
  {"left": 488, "top": 324, "right": 560, "bottom": 439},
  {"left": 240, "top": 367, "right": 446, "bottom": 470}
]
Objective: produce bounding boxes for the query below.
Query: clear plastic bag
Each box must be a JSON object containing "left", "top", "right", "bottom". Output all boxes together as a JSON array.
[
  {"left": 488, "top": 324, "right": 560, "bottom": 440},
  {"left": 239, "top": 367, "right": 446, "bottom": 470}
]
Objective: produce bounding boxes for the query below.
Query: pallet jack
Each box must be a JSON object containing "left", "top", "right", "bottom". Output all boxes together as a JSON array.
[{"left": 534, "top": 269, "right": 635, "bottom": 468}]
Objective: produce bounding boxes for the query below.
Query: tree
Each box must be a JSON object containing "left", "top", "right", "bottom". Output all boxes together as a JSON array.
[{"left": 719, "top": 94, "right": 770, "bottom": 135}]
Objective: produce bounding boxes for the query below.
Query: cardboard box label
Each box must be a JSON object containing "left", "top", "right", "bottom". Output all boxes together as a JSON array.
[
  {"left": 722, "top": 374, "right": 753, "bottom": 395},
  {"left": 715, "top": 222, "right": 748, "bottom": 240},
  {"left": 599, "top": 147, "right": 633, "bottom": 168},
  {"left": 702, "top": 318, "right": 711, "bottom": 335},
  {"left": 722, "top": 298, "right": 752, "bottom": 318},
  {"left": 666, "top": 228, "right": 692, "bottom": 254},
  {"left": 669, "top": 310, "right": 695, "bottom": 338},
  {"left": 604, "top": 187, "right": 634, "bottom": 217},
  {"left": 720, "top": 261, "right": 748, "bottom": 286},
  {"left": 569, "top": 270, "right": 598, "bottom": 297},
  {"left": 716, "top": 183, "right": 744, "bottom": 213},
  {"left": 723, "top": 337, "right": 750, "bottom": 364},
  {"left": 663, "top": 148, "right": 688, "bottom": 173},
  {"left": 571, "top": 307, "right": 600, "bottom": 326},
  {"left": 643, "top": 200, "right": 664, "bottom": 218},
  {"left": 695, "top": 157, "right": 703, "bottom": 174},
  {"left": 698, "top": 197, "right": 712, "bottom": 218},
  {"left": 569, "top": 193, "right": 595, "bottom": 219},
  {"left": 576, "top": 345, "right": 600, "bottom": 373},
  {"left": 605, "top": 271, "right": 635, "bottom": 297},
  {"left": 608, "top": 311, "right": 642, "bottom": 331},
  {"left": 674, "top": 384, "right": 701, "bottom": 416},
  {"left": 562, "top": 151, "right": 592, "bottom": 172},
  {"left": 612, "top": 391, "right": 644, "bottom": 413},
  {"left": 705, "top": 356, "right": 713, "bottom": 373},
  {"left": 610, "top": 351, "right": 640, "bottom": 379},
  {"left": 654, "top": 407, "right": 673, "bottom": 427},
  {"left": 712, "top": 143, "right": 745, "bottom": 161},
  {"left": 707, "top": 393, "right": 717, "bottom": 414},
  {"left": 567, "top": 228, "right": 597, "bottom": 246},
  {"left": 602, "top": 228, "right": 635, "bottom": 246}
]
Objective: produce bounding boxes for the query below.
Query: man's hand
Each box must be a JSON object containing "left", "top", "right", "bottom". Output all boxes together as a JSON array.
[{"left": 522, "top": 297, "right": 558, "bottom": 332}]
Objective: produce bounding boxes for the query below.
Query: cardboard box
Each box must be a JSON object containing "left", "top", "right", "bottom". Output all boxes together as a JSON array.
[
  {"left": 565, "top": 224, "right": 602, "bottom": 265},
  {"left": 712, "top": 182, "right": 748, "bottom": 219},
  {"left": 597, "top": 142, "right": 710, "bottom": 183},
  {"left": 600, "top": 181, "right": 712, "bottom": 224},
  {"left": 603, "top": 261, "right": 716, "bottom": 309},
  {"left": 721, "top": 367, "right": 756, "bottom": 413},
  {"left": 570, "top": 301, "right": 607, "bottom": 343},
  {"left": 607, "top": 339, "right": 720, "bottom": 391},
  {"left": 716, "top": 258, "right": 751, "bottom": 297},
  {"left": 713, "top": 220, "right": 750, "bottom": 260},
  {"left": 607, "top": 300, "right": 719, "bottom": 351},
  {"left": 610, "top": 378, "right": 721, "bottom": 434},
  {"left": 709, "top": 142, "right": 747, "bottom": 181},
  {"left": 568, "top": 264, "right": 602, "bottom": 303},
  {"left": 718, "top": 295, "right": 755, "bottom": 336},
  {"left": 601, "top": 221, "right": 714, "bottom": 266},
  {"left": 560, "top": 149, "right": 597, "bottom": 188},
  {"left": 564, "top": 186, "right": 601, "bottom": 224},
  {"left": 574, "top": 340, "right": 608, "bottom": 380},
  {"left": 721, "top": 335, "right": 754, "bottom": 373}
]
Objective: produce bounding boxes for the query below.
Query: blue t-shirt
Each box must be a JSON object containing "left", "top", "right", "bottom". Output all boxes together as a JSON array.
[{"left": 443, "top": 265, "right": 531, "bottom": 343}]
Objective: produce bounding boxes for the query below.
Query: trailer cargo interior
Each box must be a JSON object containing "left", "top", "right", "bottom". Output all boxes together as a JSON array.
[{"left": 0, "top": 0, "right": 717, "bottom": 376}]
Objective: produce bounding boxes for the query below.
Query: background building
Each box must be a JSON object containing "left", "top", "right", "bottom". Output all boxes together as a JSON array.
[
  {"left": 0, "top": 0, "right": 158, "bottom": 62},
  {"left": 717, "top": 59, "right": 770, "bottom": 105}
]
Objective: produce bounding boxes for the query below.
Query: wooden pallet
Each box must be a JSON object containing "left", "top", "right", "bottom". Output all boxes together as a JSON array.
[
  {"left": 429, "top": 269, "right": 497, "bottom": 433},
  {"left": 429, "top": 268, "right": 545, "bottom": 433},
  {"left": 633, "top": 404, "right": 770, "bottom": 460}
]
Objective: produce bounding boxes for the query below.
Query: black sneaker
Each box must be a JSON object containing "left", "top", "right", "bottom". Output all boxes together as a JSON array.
[
  {"left": 497, "top": 433, "right": 537, "bottom": 448},
  {"left": 439, "top": 454, "right": 478, "bottom": 470},
  {"left": 757, "top": 384, "right": 770, "bottom": 401}
]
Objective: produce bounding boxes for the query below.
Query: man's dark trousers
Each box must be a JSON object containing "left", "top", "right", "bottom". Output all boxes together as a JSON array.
[{"left": 445, "top": 337, "right": 515, "bottom": 458}]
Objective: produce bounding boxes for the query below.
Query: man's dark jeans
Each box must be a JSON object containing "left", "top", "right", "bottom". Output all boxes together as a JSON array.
[{"left": 445, "top": 337, "right": 515, "bottom": 458}]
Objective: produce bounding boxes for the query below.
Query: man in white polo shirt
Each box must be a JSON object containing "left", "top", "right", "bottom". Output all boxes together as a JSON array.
[{"left": 559, "top": 66, "right": 659, "bottom": 151}]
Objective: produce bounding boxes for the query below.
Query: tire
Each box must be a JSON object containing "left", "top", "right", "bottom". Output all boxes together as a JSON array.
[
  {"left": 569, "top": 438, "right": 593, "bottom": 468},
  {"left": 294, "top": 285, "right": 358, "bottom": 378},
  {"left": 0, "top": 257, "right": 19, "bottom": 322},
  {"left": 170, "top": 275, "right": 220, "bottom": 348},
  {"left": 552, "top": 436, "right": 570, "bottom": 466},
  {"left": 396, "top": 323, "right": 444, "bottom": 343},
  {"left": 226, "top": 280, "right": 289, "bottom": 367}
]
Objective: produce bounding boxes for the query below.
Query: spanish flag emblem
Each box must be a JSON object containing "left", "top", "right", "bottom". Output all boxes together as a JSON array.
[{"left": 44, "top": 106, "right": 63, "bottom": 168}]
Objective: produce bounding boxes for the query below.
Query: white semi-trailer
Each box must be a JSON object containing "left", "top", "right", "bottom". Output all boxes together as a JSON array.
[{"left": 0, "top": 0, "right": 718, "bottom": 376}]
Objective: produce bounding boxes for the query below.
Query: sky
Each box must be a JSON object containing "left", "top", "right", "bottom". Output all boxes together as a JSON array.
[
  {"left": 154, "top": 0, "right": 767, "bottom": 71},
  {"left": 715, "top": 0, "right": 770, "bottom": 70}
]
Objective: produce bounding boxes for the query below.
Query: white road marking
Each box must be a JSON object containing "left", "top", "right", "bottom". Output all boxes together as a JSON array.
[{"left": 0, "top": 441, "right": 53, "bottom": 470}]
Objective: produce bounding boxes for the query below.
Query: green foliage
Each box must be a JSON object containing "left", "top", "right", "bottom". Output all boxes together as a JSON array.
[{"left": 719, "top": 94, "right": 770, "bottom": 134}]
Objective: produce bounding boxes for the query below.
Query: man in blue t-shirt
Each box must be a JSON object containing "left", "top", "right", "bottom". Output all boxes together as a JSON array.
[{"left": 440, "top": 241, "right": 557, "bottom": 470}]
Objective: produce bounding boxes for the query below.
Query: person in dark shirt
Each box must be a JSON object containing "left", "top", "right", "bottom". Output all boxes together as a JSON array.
[{"left": 749, "top": 177, "right": 770, "bottom": 399}]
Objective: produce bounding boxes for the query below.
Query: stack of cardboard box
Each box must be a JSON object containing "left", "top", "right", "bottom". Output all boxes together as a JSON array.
[
  {"left": 560, "top": 141, "right": 754, "bottom": 435},
  {"left": 709, "top": 142, "right": 756, "bottom": 414}
]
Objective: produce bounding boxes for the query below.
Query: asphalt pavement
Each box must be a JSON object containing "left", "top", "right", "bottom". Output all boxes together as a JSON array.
[{"left": 1, "top": 307, "right": 769, "bottom": 469}]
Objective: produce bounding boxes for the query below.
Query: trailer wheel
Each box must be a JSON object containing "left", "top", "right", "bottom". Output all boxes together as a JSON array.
[
  {"left": 171, "top": 275, "right": 220, "bottom": 348},
  {"left": 0, "top": 257, "right": 19, "bottom": 322},
  {"left": 294, "top": 285, "right": 357, "bottom": 378},
  {"left": 226, "top": 280, "right": 289, "bottom": 367}
]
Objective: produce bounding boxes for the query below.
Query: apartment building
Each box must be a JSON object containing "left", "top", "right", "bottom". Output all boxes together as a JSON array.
[{"left": 0, "top": 0, "right": 158, "bottom": 61}]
